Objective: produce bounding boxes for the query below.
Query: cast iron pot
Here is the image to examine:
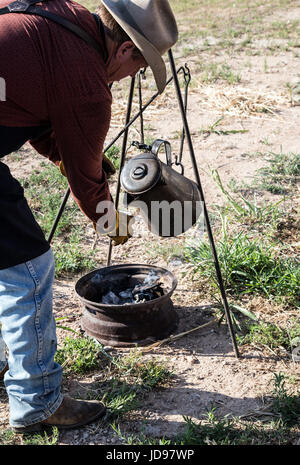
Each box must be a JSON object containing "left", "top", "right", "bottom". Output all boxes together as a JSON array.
[{"left": 75, "top": 264, "right": 178, "bottom": 347}]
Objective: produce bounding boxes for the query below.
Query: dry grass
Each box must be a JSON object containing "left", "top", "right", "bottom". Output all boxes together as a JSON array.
[
  {"left": 194, "top": 84, "right": 291, "bottom": 117},
  {"left": 109, "top": 76, "right": 291, "bottom": 139}
]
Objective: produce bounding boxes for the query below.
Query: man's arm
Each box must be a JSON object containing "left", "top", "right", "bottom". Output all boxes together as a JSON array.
[
  {"left": 30, "top": 96, "right": 114, "bottom": 224},
  {"left": 30, "top": 127, "right": 61, "bottom": 165}
]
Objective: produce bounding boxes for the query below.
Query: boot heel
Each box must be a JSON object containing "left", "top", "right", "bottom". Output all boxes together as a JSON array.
[{"left": 13, "top": 422, "right": 43, "bottom": 434}]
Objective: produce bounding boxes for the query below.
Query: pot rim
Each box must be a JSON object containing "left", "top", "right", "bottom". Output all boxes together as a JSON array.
[{"left": 75, "top": 263, "right": 178, "bottom": 309}]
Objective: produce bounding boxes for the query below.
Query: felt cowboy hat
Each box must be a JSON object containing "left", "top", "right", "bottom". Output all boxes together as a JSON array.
[{"left": 100, "top": 0, "right": 178, "bottom": 93}]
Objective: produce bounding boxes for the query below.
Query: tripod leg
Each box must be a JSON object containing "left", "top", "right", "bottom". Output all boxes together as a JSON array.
[
  {"left": 47, "top": 187, "right": 71, "bottom": 244},
  {"left": 106, "top": 76, "right": 136, "bottom": 266},
  {"left": 168, "top": 49, "right": 240, "bottom": 358}
]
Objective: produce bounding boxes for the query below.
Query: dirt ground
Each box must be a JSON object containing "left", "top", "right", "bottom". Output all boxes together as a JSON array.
[{"left": 0, "top": 0, "right": 300, "bottom": 446}]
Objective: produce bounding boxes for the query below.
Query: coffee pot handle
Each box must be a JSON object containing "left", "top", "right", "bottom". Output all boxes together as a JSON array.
[{"left": 151, "top": 139, "right": 172, "bottom": 166}]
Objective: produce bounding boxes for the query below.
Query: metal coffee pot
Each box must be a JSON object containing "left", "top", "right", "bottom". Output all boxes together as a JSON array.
[{"left": 120, "top": 139, "right": 202, "bottom": 237}]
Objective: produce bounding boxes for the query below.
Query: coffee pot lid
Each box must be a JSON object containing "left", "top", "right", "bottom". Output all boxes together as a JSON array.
[{"left": 120, "top": 153, "right": 162, "bottom": 195}]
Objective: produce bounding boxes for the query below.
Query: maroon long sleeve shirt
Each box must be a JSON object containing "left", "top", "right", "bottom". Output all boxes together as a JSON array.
[{"left": 0, "top": 0, "right": 113, "bottom": 224}]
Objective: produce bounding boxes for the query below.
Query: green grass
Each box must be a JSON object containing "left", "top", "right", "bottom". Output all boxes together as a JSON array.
[
  {"left": 200, "top": 117, "right": 248, "bottom": 137},
  {"left": 22, "top": 427, "right": 59, "bottom": 446},
  {"left": 237, "top": 320, "right": 300, "bottom": 351},
  {"left": 185, "top": 231, "right": 300, "bottom": 305},
  {"left": 145, "top": 241, "right": 186, "bottom": 263},
  {"left": 55, "top": 336, "right": 103, "bottom": 374},
  {"left": 255, "top": 179, "right": 288, "bottom": 195},
  {"left": 111, "top": 373, "right": 300, "bottom": 445},
  {"left": 111, "top": 423, "right": 174, "bottom": 445},
  {"left": 20, "top": 162, "right": 77, "bottom": 236},
  {"left": 89, "top": 349, "right": 173, "bottom": 421},
  {"left": 177, "top": 411, "right": 273, "bottom": 445},
  {"left": 268, "top": 20, "right": 300, "bottom": 39},
  {"left": 102, "top": 350, "right": 173, "bottom": 419},
  {"left": 112, "top": 406, "right": 294, "bottom": 445},
  {"left": 105, "top": 144, "right": 121, "bottom": 170},
  {"left": 271, "top": 373, "right": 300, "bottom": 427},
  {"left": 0, "top": 427, "right": 59, "bottom": 446},
  {"left": 0, "top": 429, "right": 17, "bottom": 446},
  {"left": 20, "top": 162, "right": 97, "bottom": 277},
  {"left": 169, "top": 0, "right": 201, "bottom": 14},
  {"left": 79, "top": 0, "right": 300, "bottom": 62},
  {"left": 54, "top": 337, "right": 173, "bottom": 420},
  {"left": 79, "top": 0, "right": 299, "bottom": 49},
  {"left": 257, "top": 149, "right": 300, "bottom": 177},
  {"left": 243, "top": 149, "right": 300, "bottom": 195},
  {"left": 211, "top": 169, "right": 284, "bottom": 227},
  {"left": 221, "top": 147, "right": 300, "bottom": 195},
  {"left": 120, "top": 356, "right": 172, "bottom": 391},
  {"left": 176, "top": 411, "right": 292, "bottom": 445},
  {"left": 197, "top": 62, "right": 241, "bottom": 85},
  {"left": 53, "top": 230, "right": 97, "bottom": 277},
  {"left": 103, "top": 380, "right": 141, "bottom": 418},
  {"left": 2, "top": 369, "right": 297, "bottom": 446}
]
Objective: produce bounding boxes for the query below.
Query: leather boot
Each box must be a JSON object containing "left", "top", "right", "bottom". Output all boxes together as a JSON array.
[{"left": 13, "top": 396, "right": 106, "bottom": 433}]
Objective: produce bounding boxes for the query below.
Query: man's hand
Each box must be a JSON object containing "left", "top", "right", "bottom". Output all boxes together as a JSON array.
[
  {"left": 59, "top": 154, "right": 116, "bottom": 180},
  {"left": 59, "top": 160, "right": 66, "bottom": 177},
  {"left": 102, "top": 154, "right": 117, "bottom": 179},
  {"left": 94, "top": 210, "right": 134, "bottom": 246},
  {"left": 107, "top": 210, "right": 134, "bottom": 246}
]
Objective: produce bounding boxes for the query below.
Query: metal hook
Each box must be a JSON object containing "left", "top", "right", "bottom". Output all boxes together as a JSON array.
[
  {"left": 178, "top": 64, "right": 191, "bottom": 166},
  {"left": 183, "top": 63, "right": 191, "bottom": 85},
  {"left": 172, "top": 157, "right": 185, "bottom": 175}
]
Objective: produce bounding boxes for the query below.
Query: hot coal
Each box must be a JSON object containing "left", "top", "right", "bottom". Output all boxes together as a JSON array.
[
  {"left": 101, "top": 270, "right": 166, "bottom": 305},
  {"left": 102, "top": 291, "right": 122, "bottom": 305},
  {"left": 133, "top": 283, "right": 165, "bottom": 303},
  {"left": 132, "top": 269, "right": 161, "bottom": 296}
]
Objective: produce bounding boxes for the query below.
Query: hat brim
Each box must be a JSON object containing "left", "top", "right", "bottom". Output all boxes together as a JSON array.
[{"left": 101, "top": 0, "right": 167, "bottom": 93}]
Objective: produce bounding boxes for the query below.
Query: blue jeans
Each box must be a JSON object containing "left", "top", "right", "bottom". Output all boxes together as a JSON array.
[{"left": 0, "top": 249, "right": 63, "bottom": 427}]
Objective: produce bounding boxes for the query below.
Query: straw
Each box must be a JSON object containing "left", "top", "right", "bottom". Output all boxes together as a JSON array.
[{"left": 141, "top": 318, "right": 217, "bottom": 352}]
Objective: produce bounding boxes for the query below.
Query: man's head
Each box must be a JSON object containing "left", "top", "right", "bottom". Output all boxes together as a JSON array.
[
  {"left": 98, "top": 3, "right": 148, "bottom": 83},
  {"left": 98, "top": 0, "right": 178, "bottom": 93}
]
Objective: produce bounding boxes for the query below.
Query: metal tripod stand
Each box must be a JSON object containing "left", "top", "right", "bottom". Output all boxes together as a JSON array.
[{"left": 48, "top": 49, "right": 240, "bottom": 358}]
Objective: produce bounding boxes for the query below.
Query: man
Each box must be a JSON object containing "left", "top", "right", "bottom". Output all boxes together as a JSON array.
[{"left": 0, "top": 0, "right": 178, "bottom": 433}]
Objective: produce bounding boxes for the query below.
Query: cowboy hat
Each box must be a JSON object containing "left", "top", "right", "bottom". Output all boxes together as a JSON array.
[{"left": 100, "top": 0, "right": 178, "bottom": 93}]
